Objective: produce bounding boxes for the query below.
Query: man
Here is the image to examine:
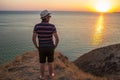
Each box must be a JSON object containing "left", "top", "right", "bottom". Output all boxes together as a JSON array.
[{"left": 32, "top": 10, "right": 59, "bottom": 80}]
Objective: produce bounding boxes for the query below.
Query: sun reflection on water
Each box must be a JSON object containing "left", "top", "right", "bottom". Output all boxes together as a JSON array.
[{"left": 92, "top": 14, "right": 104, "bottom": 45}]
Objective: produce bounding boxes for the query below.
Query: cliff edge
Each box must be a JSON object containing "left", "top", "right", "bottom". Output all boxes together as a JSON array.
[{"left": 0, "top": 51, "right": 101, "bottom": 80}]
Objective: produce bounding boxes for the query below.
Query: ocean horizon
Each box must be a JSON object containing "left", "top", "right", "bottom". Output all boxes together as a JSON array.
[{"left": 0, "top": 11, "right": 120, "bottom": 64}]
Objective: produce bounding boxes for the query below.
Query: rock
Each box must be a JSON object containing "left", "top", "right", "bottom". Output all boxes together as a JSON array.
[{"left": 74, "top": 43, "right": 120, "bottom": 78}]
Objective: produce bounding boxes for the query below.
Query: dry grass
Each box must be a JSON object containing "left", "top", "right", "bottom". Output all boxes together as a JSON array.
[{"left": 0, "top": 50, "right": 118, "bottom": 80}]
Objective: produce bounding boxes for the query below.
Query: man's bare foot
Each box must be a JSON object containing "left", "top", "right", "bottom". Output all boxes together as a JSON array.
[
  {"left": 39, "top": 75, "right": 46, "bottom": 80},
  {"left": 49, "top": 73, "right": 55, "bottom": 79}
]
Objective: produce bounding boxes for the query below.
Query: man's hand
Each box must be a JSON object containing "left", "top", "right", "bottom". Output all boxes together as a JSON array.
[
  {"left": 32, "top": 32, "right": 38, "bottom": 50},
  {"left": 53, "top": 32, "right": 59, "bottom": 49}
]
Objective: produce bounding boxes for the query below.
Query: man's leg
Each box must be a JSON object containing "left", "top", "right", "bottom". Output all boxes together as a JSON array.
[
  {"left": 39, "top": 48, "right": 46, "bottom": 78},
  {"left": 48, "top": 63, "right": 53, "bottom": 75},
  {"left": 47, "top": 47, "right": 55, "bottom": 77},
  {"left": 40, "top": 63, "right": 45, "bottom": 78},
  {"left": 48, "top": 63, "right": 55, "bottom": 77}
]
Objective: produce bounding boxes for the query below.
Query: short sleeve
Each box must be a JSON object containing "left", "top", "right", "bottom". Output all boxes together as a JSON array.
[
  {"left": 33, "top": 25, "right": 38, "bottom": 33},
  {"left": 53, "top": 25, "right": 57, "bottom": 33}
]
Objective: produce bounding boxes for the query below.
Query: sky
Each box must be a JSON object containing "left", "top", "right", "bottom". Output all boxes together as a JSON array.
[{"left": 0, "top": 0, "right": 120, "bottom": 12}]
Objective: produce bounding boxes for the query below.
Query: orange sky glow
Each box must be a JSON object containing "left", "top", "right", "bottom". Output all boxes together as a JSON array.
[{"left": 0, "top": 0, "right": 120, "bottom": 12}]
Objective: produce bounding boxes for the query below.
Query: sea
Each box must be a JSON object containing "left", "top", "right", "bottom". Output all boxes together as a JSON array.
[{"left": 0, "top": 11, "right": 120, "bottom": 64}]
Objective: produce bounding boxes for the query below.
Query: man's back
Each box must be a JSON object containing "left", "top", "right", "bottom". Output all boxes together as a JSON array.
[{"left": 33, "top": 22, "right": 56, "bottom": 47}]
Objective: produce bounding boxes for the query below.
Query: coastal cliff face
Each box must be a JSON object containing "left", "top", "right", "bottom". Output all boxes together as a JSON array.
[{"left": 74, "top": 44, "right": 120, "bottom": 79}]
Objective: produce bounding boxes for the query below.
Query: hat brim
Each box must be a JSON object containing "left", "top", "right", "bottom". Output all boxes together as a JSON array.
[{"left": 41, "top": 13, "right": 51, "bottom": 19}]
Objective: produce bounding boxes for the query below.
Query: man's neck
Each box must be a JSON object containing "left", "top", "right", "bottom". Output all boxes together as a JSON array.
[
  {"left": 42, "top": 20, "right": 49, "bottom": 23},
  {"left": 41, "top": 21, "right": 49, "bottom": 24}
]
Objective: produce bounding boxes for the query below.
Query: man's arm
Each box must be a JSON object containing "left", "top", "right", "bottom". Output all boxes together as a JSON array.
[
  {"left": 32, "top": 32, "right": 38, "bottom": 49},
  {"left": 53, "top": 32, "right": 59, "bottom": 49}
]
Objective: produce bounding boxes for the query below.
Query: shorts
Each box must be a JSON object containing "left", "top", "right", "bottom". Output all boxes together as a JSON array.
[{"left": 38, "top": 46, "right": 54, "bottom": 63}]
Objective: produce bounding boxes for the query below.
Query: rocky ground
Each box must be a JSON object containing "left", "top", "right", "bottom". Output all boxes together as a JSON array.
[
  {"left": 74, "top": 44, "right": 120, "bottom": 79},
  {"left": 0, "top": 44, "right": 120, "bottom": 80},
  {"left": 0, "top": 51, "right": 102, "bottom": 80}
]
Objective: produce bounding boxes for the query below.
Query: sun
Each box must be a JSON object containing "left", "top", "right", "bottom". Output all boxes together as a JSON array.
[{"left": 95, "top": 1, "right": 111, "bottom": 12}]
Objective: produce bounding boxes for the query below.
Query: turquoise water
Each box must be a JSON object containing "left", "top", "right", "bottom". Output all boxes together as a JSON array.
[{"left": 0, "top": 11, "right": 120, "bottom": 64}]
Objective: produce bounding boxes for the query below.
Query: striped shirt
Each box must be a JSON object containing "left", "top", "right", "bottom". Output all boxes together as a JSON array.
[{"left": 33, "top": 22, "right": 56, "bottom": 47}]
